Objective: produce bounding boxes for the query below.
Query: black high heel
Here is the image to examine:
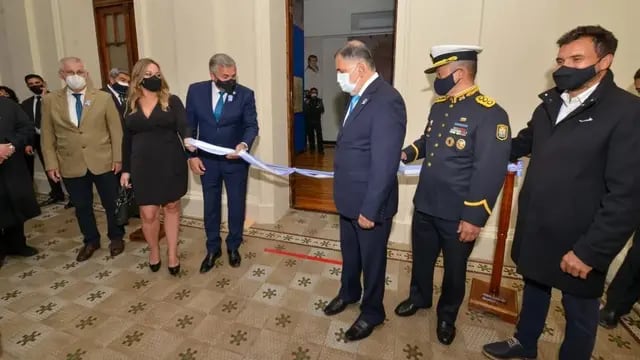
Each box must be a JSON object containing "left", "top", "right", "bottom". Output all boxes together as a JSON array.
[
  {"left": 149, "top": 260, "right": 161, "bottom": 272},
  {"left": 168, "top": 263, "right": 180, "bottom": 276}
]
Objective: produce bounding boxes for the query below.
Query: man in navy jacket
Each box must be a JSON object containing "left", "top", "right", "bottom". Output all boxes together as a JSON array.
[
  {"left": 323, "top": 40, "right": 407, "bottom": 341},
  {"left": 186, "top": 53, "right": 259, "bottom": 273}
]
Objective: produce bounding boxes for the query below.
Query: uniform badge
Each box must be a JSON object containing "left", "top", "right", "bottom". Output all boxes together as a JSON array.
[
  {"left": 456, "top": 138, "right": 466, "bottom": 150},
  {"left": 445, "top": 137, "right": 455, "bottom": 147},
  {"left": 496, "top": 124, "right": 508, "bottom": 141}
]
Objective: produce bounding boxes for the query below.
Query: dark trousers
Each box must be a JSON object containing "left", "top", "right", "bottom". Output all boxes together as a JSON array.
[
  {"left": 515, "top": 278, "right": 599, "bottom": 360},
  {"left": 62, "top": 170, "right": 124, "bottom": 245},
  {"left": 408, "top": 210, "right": 473, "bottom": 324},
  {"left": 25, "top": 134, "right": 65, "bottom": 200},
  {"left": 306, "top": 119, "right": 323, "bottom": 152},
  {"left": 201, "top": 156, "right": 248, "bottom": 253},
  {"left": 338, "top": 215, "right": 392, "bottom": 325},
  {"left": 605, "top": 230, "right": 640, "bottom": 315},
  {"left": 0, "top": 222, "right": 27, "bottom": 254}
]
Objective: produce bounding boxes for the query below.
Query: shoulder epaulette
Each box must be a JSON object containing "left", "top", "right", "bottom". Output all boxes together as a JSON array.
[{"left": 475, "top": 94, "right": 496, "bottom": 108}]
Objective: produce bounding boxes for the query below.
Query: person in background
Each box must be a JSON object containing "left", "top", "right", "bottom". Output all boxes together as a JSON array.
[
  {"left": 304, "top": 54, "right": 321, "bottom": 95},
  {"left": 597, "top": 67, "right": 640, "bottom": 329},
  {"left": 102, "top": 67, "right": 130, "bottom": 124},
  {"left": 324, "top": 40, "right": 407, "bottom": 341},
  {"left": 41, "top": 56, "right": 125, "bottom": 262},
  {"left": 120, "top": 58, "right": 190, "bottom": 276},
  {"left": 483, "top": 25, "right": 640, "bottom": 360},
  {"left": 21, "top": 74, "right": 70, "bottom": 207},
  {"left": 395, "top": 45, "right": 511, "bottom": 346},
  {"left": 0, "top": 86, "right": 19, "bottom": 103},
  {"left": 0, "top": 96, "right": 40, "bottom": 267},
  {"left": 303, "top": 87, "right": 325, "bottom": 154}
]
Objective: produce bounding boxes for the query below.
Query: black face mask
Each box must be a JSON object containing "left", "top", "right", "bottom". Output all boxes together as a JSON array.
[
  {"left": 215, "top": 79, "right": 237, "bottom": 94},
  {"left": 433, "top": 69, "right": 459, "bottom": 96},
  {"left": 141, "top": 76, "right": 162, "bottom": 92},
  {"left": 29, "top": 85, "right": 44, "bottom": 95},
  {"left": 111, "top": 82, "right": 129, "bottom": 95},
  {"left": 552, "top": 62, "right": 600, "bottom": 91}
]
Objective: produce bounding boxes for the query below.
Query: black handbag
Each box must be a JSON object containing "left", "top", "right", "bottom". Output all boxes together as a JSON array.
[{"left": 115, "top": 186, "right": 135, "bottom": 226}]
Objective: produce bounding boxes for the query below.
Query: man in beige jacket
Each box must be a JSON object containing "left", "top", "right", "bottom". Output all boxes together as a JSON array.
[{"left": 41, "top": 56, "right": 125, "bottom": 261}]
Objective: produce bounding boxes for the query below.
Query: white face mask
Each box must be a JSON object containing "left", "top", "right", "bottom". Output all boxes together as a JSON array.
[
  {"left": 337, "top": 68, "right": 358, "bottom": 94},
  {"left": 65, "top": 74, "right": 86, "bottom": 91}
]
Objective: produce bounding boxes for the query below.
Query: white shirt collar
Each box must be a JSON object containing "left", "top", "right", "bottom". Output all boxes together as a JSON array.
[
  {"left": 357, "top": 72, "right": 379, "bottom": 97},
  {"left": 560, "top": 82, "right": 599, "bottom": 106},
  {"left": 66, "top": 87, "right": 87, "bottom": 96}
]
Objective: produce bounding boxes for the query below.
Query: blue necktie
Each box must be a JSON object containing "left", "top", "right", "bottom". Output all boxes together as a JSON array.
[
  {"left": 72, "top": 93, "right": 83, "bottom": 126},
  {"left": 214, "top": 91, "right": 225, "bottom": 122},
  {"left": 348, "top": 95, "right": 360, "bottom": 116}
]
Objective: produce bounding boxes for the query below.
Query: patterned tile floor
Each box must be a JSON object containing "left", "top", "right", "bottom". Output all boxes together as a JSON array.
[{"left": 0, "top": 205, "right": 638, "bottom": 359}]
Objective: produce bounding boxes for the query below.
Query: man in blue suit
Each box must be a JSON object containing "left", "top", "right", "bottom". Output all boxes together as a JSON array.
[
  {"left": 185, "top": 53, "right": 259, "bottom": 273},
  {"left": 323, "top": 40, "right": 407, "bottom": 341}
]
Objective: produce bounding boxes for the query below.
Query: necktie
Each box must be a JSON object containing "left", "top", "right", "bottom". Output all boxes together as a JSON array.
[
  {"left": 34, "top": 96, "right": 41, "bottom": 128},
  {"left": 214, "top": 91, "right": 225, "bottom": 122},
  {"left": 72, "top": 93, "right": 83, "bottom": 126},
  {"left": 344, "top": 95, "right": 360, "bottom": 124}
]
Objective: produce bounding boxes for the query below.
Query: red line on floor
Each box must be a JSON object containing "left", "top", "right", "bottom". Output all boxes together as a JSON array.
[{"left": 264, "top": 248, "right": 343, "bottom": 265}]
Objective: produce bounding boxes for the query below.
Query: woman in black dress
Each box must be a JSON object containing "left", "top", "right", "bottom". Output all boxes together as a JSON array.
[{"left": 120, "top": 58, "right": 193, "bottom": 275}]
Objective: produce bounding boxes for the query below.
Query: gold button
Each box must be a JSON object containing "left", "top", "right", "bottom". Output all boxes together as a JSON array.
[
  {"left": 438, "top": 133, "right": 442, "bottom": 137},
  {"left": 427, "top": 162, "right": 432, "bottom": 167},
  {"left": 434, "top": 143, "right": 439, "bottom": 148},
  {"left": 441, "top": 123, "right": 446, "bottom": 127},
  {"left": 449, "top": 104, "right": 454, "bottom": 108},
  {"left": 430, "top": 152, "right": 434, "bottom": 156},
  {"left": 445, "top": 113, "right": 449, "bottom": 117}
]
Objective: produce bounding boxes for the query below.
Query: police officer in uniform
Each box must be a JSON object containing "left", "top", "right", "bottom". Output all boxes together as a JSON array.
[{"left": 394, "top": 45, "right": 511, "bottom": 345}]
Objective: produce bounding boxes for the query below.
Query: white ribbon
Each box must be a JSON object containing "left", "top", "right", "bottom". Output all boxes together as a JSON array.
[{"left": 186, "top": 139, "right": 522, "bottom": 178}]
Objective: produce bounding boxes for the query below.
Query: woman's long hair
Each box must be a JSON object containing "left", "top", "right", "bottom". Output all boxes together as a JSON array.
[{"left": 127, "top": 58, "right": 170, "bottom": 114}]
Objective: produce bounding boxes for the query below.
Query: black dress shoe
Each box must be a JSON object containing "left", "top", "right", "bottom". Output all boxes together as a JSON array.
[
  {"left": 394, "top": 298, "right": 430, "bottom": 317},
  {"left": 323, "top": 296, "right": 354, "bottom": 316},
  {"left": 199, "top": 250, "right": 221, "bottom": 273},
  {"left": 228, "top": 249, "right": 241, "bottom": 268},
  {"left": 599, "top": 307, "right": 620, "bottom": 329},
  {"left": 436, "top": 321, "right": 456, "bottom": 345},
  {"left": 345, "top": 319, "right": 377, "bottom": 341},
  {"left": 7, "top": 246, "right": 39, "bottom": 257},
  {"left": 64, "top": 201, "right": 74, "bottom": 209}
]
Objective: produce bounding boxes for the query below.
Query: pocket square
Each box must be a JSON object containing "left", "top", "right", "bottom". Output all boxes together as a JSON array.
[{"left": 578, "top": 117, "right": 593, "bottom": 123}]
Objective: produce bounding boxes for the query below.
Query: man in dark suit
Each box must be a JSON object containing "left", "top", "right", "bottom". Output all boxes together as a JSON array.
[
  {"left": 0, "top": 97, "right": 41, "bottom": 266},
  {"left": 597, "top": 68, "right": 640, "bottom": 329},
  {"left": 303, "top": 87, "right": 325, "bottom": 153},
  {"left": 100, "top": 67, "right": 130, "bottom": 125},
  {"left": 483, "top": 25, "right": 640, "bottom": 360},
  {"left": 395, "top": 45, "right": 511, "bottom": 346},
  {"left": 186, "top": 53, "right": 259, "bottom": 273},
  {"left": 21, "top": 74, "right": 68, "bottom": 207},
  {"left": 323, "top": 40, "right": 406, "bottom": 341}
]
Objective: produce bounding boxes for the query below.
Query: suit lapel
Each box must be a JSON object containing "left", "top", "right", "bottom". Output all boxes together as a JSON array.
[
  {"left": 79, "top": 89, "right": 97, "bottom": 128},
  {"left": 206, "top": 81, "right": 216, "bottom": 123},
  {"left": 57, "top": 89, "right": 74, "bottom": 127},
  {"left": 342, "top": 77, "right": 380, "bottom": 128}
]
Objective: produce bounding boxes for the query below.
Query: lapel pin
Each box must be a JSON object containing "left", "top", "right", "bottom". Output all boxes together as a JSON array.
[
  {"left": 84, "top": 100, "right": 92, "bottom": 107},
  {"left": 362, "top": 98, "right": 369, "bottom": 105},
  {"left": 227, "top": 95, "right": 234, "bottom": 102}
]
